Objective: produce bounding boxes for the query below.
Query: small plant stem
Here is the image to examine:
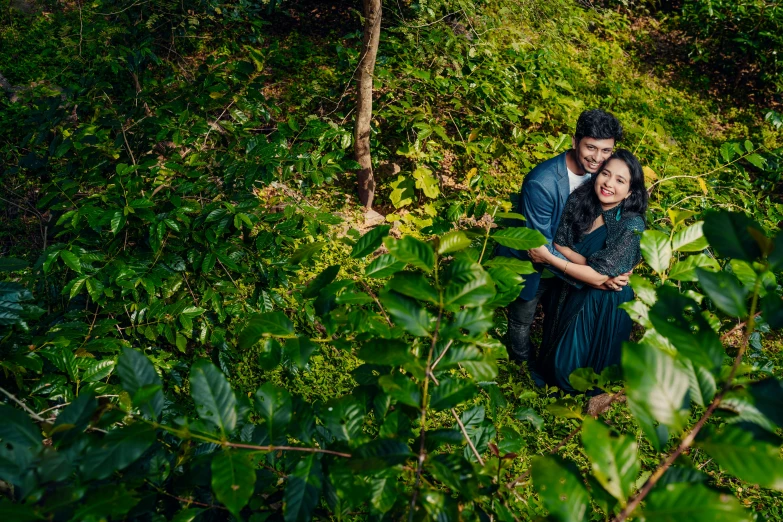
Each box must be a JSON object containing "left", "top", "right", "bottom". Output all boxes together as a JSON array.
[
  {"left": 451, "top": 408, "right": 484, "bottom": 466},
  {"left": 223, "top": 442, "right": 351, "bottom": 458},
  {"left": 0, "top": 386, "right": 46, "bottom": 422},
  {"left": 613, "top": 278, "right": 762, "bottom": 522},
  {"left": 477, "top": 205, "right": 498, "bottom": 264}
]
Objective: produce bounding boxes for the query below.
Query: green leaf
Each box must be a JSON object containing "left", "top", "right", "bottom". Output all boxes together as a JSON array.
[
  {"left": 368, "top": 469, "right": 398, "bottom": 514},
  {"left": 211, "top": 450, "right": 256, "bottom": 518},
  {"left": 383, "top": 236, "right": 435, "bottom": 273},
  {"left": 80, "top": 423, "right": 157, "bottom": 480},
  {"left": 303, "top": 265, "right": 340, "bottom": 298},
  {"left": 60, "top": 250, "right": 82, "bottom": 273},
  {"left": 386, "top": 272, "right": 439, "bottom": 304},
  {"left": 495, "top": 211, "right": 526, "bottom": 221},
  {"left": 532, "top": 456, "right": 589, "bottom": 522},
  {"left": 319, "top": 395, "right": 365, "bottom": 442},
  {"left": 761, "top": 293, "right": 783, "bottom": 329},
  {"left": 748, "top": 378, "right": 783, "bottom": 428},
  {"left": 358, "top": 339, "right": 415, "bottom": 366},
  {"left": 284, "top": 454, "right": 323, "bottom": 522},
  {"left": 284, "top": 336, "right": 317, "bottom": 370},
  {"left": 429, "top": 377, "right": 478, "bottom": 410},
  {"left": 379, "top": 290, "right": 432, "bottom": 336},
  {"left": 289, "top": 241, "right": 325, "bottom": 265},
  {"left": 623, "top": 342, "right": 689, "bottom": 435},
  {"left": 255, "top": 382, "right": 292, "bottom": 445},
  {"left": 641, "top": 482, "right": 751, "bottom": 522},
  {"left": 110, "top": 211, "right": 126, "bottom": 234},
  {"left": 0, "top": 501, "right": 44, "bottom": 521},
  {"left": 514, "top": 407, "right": 544, "bottom": 430},
  {"left": 190, "top": 360, "right": 237, "bottom": 437},
  {"left": 365, "top": 254, "right": 407, "bottom": 278},
  {"left": 412, "top": 166, "right": 440, "bottom": 198},
  {"left": 672, "top": 221, "right": 708, "bottom": 252},
  {"left": 581, "top": 418, "right": 639, "bottom": 505},
  {"left": 53, "top": 392, "right": 97, "bottom": 441},
  {"left": 745, "top": 153, "right": 766, "bottom": 169},
  {"left": 85, "top": 278, "right": 104, "bottom": 301},
  {"left": 668, "top": 254, "right": 720, "bottom": 282},
  {"left": 238, "top": 312, "right": 294, "bottom": 349},
  {"left": 0, "top": 258, "right": 28, "bottom": 272},
  {"left": 71, "top": 484, "right": 139, "bottom": 521},
  {"left": 491, "top": 228, "right": 547, "bottom": 250},
  {"left": 378, "top": 373, "right": 421, "bottom": 408},
  {"left": 350, "top": 225, "right": 391, "bottom": 258},
  {"left": 640, "top": 230, "right": 671, "bottom": 275},
  {"left": 697, "top": 425, "right": 783, "bottom": 490},
  {"left": 629, "top": 274, "right": 657, "bottom": 306},
  {"left": 684, "top": 360, "right": 716, "bottom": 407},
  {"left": 649, "top": 287, "right": 723, "bottom": 370},
  {"left": 702, "top": 211, "right": 763, "bottom": 262},
  {"left": 117, "top": 348, "right": 164, "bottom": 421},
  {"left": 437, "top": 230, "right": 471, "bottom": 254},
  {"left": 0, "top": 404, "right": 42, "bottom": 449},
  {"left": 389, "top": 175, "right": 415, "bottom": 208},
  {"left": 696, "top": 268, "right": 749, "bottom": 317},
  {"left": 769, "top": 231, "right": 783, "bottom": 271},
  {"left": 484, "top": 256, "right": 536, "bottom": 274}
]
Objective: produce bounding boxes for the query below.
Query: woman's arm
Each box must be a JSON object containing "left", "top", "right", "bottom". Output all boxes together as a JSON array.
[
  {"left": 528, "top": 246, "right": 610, "bottom": 287},
  {"left": 554, "top": 244, "right": 587, "bottom": 265}
]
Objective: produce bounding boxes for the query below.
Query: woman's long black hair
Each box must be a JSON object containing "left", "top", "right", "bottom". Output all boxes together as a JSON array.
[{"left": 569, "top": 149, "right": 648, "bottom": 241}]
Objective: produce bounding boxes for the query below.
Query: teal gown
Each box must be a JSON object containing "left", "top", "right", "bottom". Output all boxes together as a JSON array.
[{"left": 531, "top": 225, "right": 634, "bottom": 394}]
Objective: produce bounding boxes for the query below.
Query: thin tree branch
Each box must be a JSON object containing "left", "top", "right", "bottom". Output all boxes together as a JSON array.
[{"left": 451, "top": 408, "right": 484, "bottom": 466}]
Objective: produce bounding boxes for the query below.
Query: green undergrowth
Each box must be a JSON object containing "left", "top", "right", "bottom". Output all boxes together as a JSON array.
[{"left": 1, "top": 0, "right": 783, "bottom": 520}]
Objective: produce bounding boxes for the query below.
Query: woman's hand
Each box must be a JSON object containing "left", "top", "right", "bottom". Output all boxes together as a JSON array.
[{"left": 527, "top": 245, "right": 551, "bottom": 264}]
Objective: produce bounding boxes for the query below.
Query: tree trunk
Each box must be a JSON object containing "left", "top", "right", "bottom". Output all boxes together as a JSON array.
[{"left": 354, "top": 0, "right": 382, "bottom": 210}]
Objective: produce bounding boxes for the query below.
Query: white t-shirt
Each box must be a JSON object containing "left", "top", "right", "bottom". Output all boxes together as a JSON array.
[{"left": 567, "top": 168, "right": 590, "bottom": 194}]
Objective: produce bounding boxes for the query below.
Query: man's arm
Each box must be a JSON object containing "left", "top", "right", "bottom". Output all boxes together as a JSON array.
[{"left": 520, "top": 179, "right": 557, "bottom": 255}]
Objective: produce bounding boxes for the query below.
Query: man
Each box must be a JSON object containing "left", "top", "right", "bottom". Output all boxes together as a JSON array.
[{"left": 498, "top": 109, "right": 628, "bottom": 365}]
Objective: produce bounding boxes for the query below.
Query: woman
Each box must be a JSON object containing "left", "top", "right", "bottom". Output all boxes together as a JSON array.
[{"left": 527, "top": 149, "right": 648, "bottom": 394}]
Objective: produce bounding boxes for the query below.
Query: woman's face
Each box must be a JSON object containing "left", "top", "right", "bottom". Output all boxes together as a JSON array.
[{"left": 595, "top": 158, "right": 631, "bottom": 210}]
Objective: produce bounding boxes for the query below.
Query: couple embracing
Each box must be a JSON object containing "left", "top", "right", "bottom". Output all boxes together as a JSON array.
[{"left": 498, "top": 109, "right": 648, "bottom": 394}]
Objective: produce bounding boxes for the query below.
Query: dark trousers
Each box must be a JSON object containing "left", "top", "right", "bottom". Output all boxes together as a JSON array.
[{"left": 506, "top": 277, "right": 554, "bottom": 364}]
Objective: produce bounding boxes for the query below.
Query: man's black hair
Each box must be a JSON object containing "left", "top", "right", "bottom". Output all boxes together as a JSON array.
[{"left": 574, "top": 109, "right": 623, "bottom": 144}]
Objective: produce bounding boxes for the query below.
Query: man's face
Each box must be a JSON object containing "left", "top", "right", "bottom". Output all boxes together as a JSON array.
[{"left": 572, "top": 137, "right": 615, "bottom": 174}]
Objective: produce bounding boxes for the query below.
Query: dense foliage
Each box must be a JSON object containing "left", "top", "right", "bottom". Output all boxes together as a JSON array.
[{"left": 1, "top": 0, "right": 783, "bottom": 520}]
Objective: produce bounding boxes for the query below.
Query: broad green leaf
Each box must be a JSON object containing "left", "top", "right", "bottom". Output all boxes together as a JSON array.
[
  {"left": 761, "top": 292, "right": 783, "bottom": 329},
  {"left": 284, "top": 454, "right": 323, "bottom": 522},
  {"left": 641, "top": 482, "right": 751, "bottom": 522},
  {"left": 491, "top": 228, "right": 547, "bottom": 250},
  {"left": 684, "top": 359, "right": 716, "bottom": 407},
  {"left": 495, "top": 211, "right": 526, "bottom": 220},
  {"left": 387, "top": 272, "right": 439, "bottom": 304},
  {"left": 427, "top": 453, "right": 479, "bottom": 498},
  {"left": 60, "top": 250, "right": 82, "bottom": 273},
  {"left": 358, "top": 339, "right": 415, "bottom": 366},
  {"left": 368, "top": 469, "right": 398, "bottom": 514},
  {"left": 289, "top": 241, "right": 325, "bottom": 265},
  {"left": 640, "top": 230, "right": 671, "bottom": 275},
  {"left": 71, "top": 484, "right": 139, "bottom": 521},
  {"left": 211, "top": 450, "right": 256, "bottom": 518},
  {"left": 0, "top": 404, "right": 42, "bottom": 449},
  {"left": 696, "top": 268, "right": 748, "bottom": 317},
  {"left": 412, "top": 166, "right": 440, "bottom": 198},
  {"left": 117, "top": 348, "right": 163, "bottom": 421},
  {"left": 350, "top": 225, "right": 390, "bottom": 258},
  {"left": 383, "top": 236, "right": 435, "bottom": 273},
  {"left": 697, "top": 425, "right": 783, "bottom": 490},
  {"left": 353, "top": 439, "right": 413, "bottom": 472},
  {"left": 53, "top": 392, "right": 97, "bottom": 442},
  {"left": 629, "top": 274, "right": 657, "bottom": 306},
  {"left": 303, "top": 265, "right": 340, "bottom": 298},
  {"left": 514, "top": 407, "right": 544, "bottom": 430},
  {"left": 668, "top": 254, "right": 720, "bottom": 282},
  {"left": 581, "top": 417, "right": 639, "bottom": 505},
  {"left": 649, "top": 287, "right": 723, "bottom": 370},
  {"left": 748, "top": 378, "right": 783, "bottom": 428},
  {"left": 85, "top": 278, "right": 104, "bottom": 301},
  {"left": 483, "top": 256, "right": 536, "bottom": 274},
  {"left": 769, "top": 232, "right": 783, "bottom": 271},
  {"left": 190, "top": 360, "right": 237, "bottom": 437},
  {"left": 254, "top": 382, "right": 292, "bottom": 444},
  {"left": 284, "top": 336, "right": 317, "bottom": 370},
  {"left": 110, "top": 211, "right": 125, "bottom": 234},
  {"left": 671, "top": 221, "right": 708, "bottom": 252},
  {"left": 365, "top": 254, "right": 407, "bottom": 278},
  {"left": 437, "top": 230, "right": 471, "bottom": 254},
  {"left": 319, "top": 395, "right": 365, "bottom": 442},
  {"left": 378, "top": 373, "right": 421, "bottom": 408},
  {"left": 532, "top": 456, "right": 589, "bottom": 522},
  {"left": 80, "top": 423, "right": 157, "bottom": 480},
  {"left": 623, "top": 342, "right": 689, "bottom": 435},
  {"left": 429, "top": 377, "right": 478, "bottom": 410},
  {"left": 379, "top": 290, "right": 432, "bottom": 336},
  {"left": 702, "top": 211, "right": 763, "bottom": 262},
  {"left": 389, "top": 175, "right": 415, "bottom": 208},
  {"left": 238, "top": 311, "right": 294, "bottom": 349},
  {"left": 444, "top": 261, "right": 496, "bottom": 307},
  {"left": 0, "top": 258, "right": 27, "bottom": 272}
]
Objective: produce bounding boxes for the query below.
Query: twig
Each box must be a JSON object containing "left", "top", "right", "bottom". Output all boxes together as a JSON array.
[
  {"left": 224, "top": 442, "right": 351, "bottom": 458},
  {"left": 720, "top": 312, "right": 761, "bottom": 342},
  {"left": 0, "top": 386, "right": 46, "bottom": 422},
  {"left": 451, "top": 408, "right": 484, "bottom": 466}
]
